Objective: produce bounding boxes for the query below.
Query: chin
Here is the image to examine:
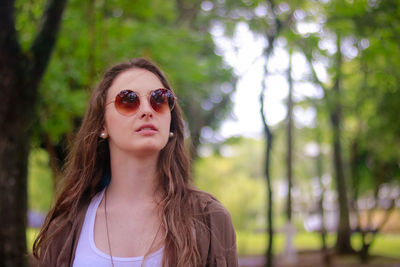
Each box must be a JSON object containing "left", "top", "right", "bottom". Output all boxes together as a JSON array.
[{"left": 133, "top": 142, "right": 167, "bottom": 155}]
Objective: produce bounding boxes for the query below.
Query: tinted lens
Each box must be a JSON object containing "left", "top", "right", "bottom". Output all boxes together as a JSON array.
[
  {"left": 150, "top": 89, "right": 175, "bottom": 113},
  {"left": 115, "top": 90, "right": 140, "bottom": 115}
]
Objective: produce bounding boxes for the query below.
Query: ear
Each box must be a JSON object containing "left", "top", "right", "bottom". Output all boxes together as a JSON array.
[
  {"left": 100, "top": 126, "right": 109, "bottom": 139},
  {"left": 102, "top": 120, "right": 108, "bottom": 133}
]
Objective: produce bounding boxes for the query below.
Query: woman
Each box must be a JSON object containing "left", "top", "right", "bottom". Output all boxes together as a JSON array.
[{"left": 32, "top": 58, "right": 238, "bottom": 267}]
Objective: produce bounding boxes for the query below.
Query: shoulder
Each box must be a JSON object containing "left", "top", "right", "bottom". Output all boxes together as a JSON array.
[
  {"left": 190, "top": 189, "right": 233, "bottom": 224},
  {"left": 35, "top": 214, "right": 74, "bottom": 266},
  {"left": 195, "top": 191, "right": 236, "bottom": 244},
  {"left": 36, "top": 197, "right": 90, "bottom": 266},
  {"left": 190, "top": 189, "right": 238, "bottom": 266}
]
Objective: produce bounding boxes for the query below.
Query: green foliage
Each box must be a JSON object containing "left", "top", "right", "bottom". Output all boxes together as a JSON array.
[
  {"left": 14, "top": 0, "right": 47, "bottom": 50},
  {"left": 28, "top": 148, "right": 53, "bottom": 212},
  {"left": 15, "top": 0, "right": 235, "bottom": 149},
  {"left": 194, "top": 147, "right": 265, "bottom": 231},
  {"left": 293, "top": 0, "right": 400, "bottom": 198},
  {"left": 337, "top": 0, "right": 400, "bottom": 194},
  {"left": 194, "top": 135, "right": 319, "bottom": 232}
]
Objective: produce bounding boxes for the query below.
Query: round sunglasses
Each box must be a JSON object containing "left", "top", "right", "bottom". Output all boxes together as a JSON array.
[{"left": 106, "top": 88, "right": 176, "bottom": 116}]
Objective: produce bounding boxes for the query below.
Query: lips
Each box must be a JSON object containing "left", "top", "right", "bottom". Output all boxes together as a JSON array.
[{"left": 136, "top": 124, "right": 158, "bottom": 132}]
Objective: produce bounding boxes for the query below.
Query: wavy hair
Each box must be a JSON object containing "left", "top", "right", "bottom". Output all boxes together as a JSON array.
[{"left": 33, "top": 58, "right": 204, "bottom": 266}]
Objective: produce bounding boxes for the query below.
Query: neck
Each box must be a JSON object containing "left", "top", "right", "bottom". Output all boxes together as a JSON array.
[{"left": 106, "top": 149, "right": 161, "bottom": 205}]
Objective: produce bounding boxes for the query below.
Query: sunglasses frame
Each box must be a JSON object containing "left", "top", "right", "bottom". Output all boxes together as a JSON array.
[{"left": 105, "top": 88, "right": 177, "bottom": 116}]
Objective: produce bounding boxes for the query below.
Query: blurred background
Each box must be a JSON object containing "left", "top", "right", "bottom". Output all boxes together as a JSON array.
[{"left": 1, "top": 0, "right": 400, "bottom": 266}]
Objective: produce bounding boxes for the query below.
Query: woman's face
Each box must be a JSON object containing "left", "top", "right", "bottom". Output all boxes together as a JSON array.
[{"left": 103, "top": 68, "right": 172, "bottom": 157}]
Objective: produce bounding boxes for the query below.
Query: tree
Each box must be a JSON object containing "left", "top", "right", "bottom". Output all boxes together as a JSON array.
[
  {"left": 342, "top": 0, "right": 400, "bottom": 260},
  {"left": 285, "top": 50, "right": 294, "bottom": 223},
  {"left": 299, "top": 0, "right": 400, "bottom": 255},
  {"left": 302, "top": 35, "right": 353, "bottom": 253},
  {"left": 173, "top": 0, "right": 237, "bottom": 160},
  {"left": 253, "top": 0, "right": 294, "bottom": 264},
  {"left": 28, "top": 0, "right": 236, "bottom": 188},
  {"left": 0, "top": 0, "right": 68, "bottom": 265},
  {"left": 202, "top": 1, "right": 300, "bottom": 264},
  {"left": 300, "top": 29, "right": 354, "bottom": 253},
  {"left": 330, "top": 34, "right": 353, "bottom": 253}
]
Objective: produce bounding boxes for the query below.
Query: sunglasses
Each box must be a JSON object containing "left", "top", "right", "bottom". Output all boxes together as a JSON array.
[{"left": 106, "top": 88, "right": 176, "bottom": 116}]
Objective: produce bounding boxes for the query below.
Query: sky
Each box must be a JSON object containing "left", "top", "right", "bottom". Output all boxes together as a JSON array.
[{"left": 211, "top": 22, "right": 324, "bottom": 140}]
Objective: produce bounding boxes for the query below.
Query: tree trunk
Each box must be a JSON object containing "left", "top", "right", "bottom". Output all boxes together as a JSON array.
[
  {"left": 360, "top": 236, "right": 370, "bottom": 263},
  {"left": 300, "top": 33, "right": 353, "bottom": 254},
  {"left": 286, "top": 50, "right": 293, "bottom": 222},
  {"left": 260, "top": 56, "right": 274, "bottom": 267},
  {"left": 0, "top": 0, "right": 68, "bottom": 265},
  {"left": 44, "top": 134, "right": 64, "bottom": 190},
  {"left": 190, "top": 125, "right": 202, "bottom": 161},
  {"left": 258, "top": 2, "right": 292, "bottom": 264},
  {"left": 264, "top": 130, "right": 274, "bottom": 267},
  {"left": 282, "top": 51, "right": 297, "bottom": 264},
  {"left": 0, "top": 77, "right": 32, "bottom": 266},
  {"left": 331, "top": 35, "right": 353, "bottom": 254},
  {"left": 316, "top": 124, "right": 330, "bottom": 264}
]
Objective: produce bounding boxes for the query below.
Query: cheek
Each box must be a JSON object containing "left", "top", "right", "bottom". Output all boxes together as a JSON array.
[
  {"left": 104, "top": 112, "right": 124, "bottom": 136},
  {"left": 164, "top": 114, "right": 172, "bottom": 133},
  {"left": 160, "top": 115, "right": 172, "bottom": 140}
]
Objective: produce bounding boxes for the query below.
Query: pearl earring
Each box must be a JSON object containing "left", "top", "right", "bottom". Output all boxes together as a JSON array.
[
  {"left": 169, "top": 132, "right": 174, "bottom": 138},
  {"left": 100, "top": 132, "right": 107, "bottom": 139}
]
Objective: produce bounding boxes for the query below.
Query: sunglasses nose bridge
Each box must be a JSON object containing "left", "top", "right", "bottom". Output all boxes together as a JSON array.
[{"left": 136, "top": 94, "right": 154, "bottom": 115}]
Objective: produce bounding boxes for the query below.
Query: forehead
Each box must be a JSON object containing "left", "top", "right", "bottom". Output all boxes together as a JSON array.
[{"left": 107, "top": 68, "right": 163, "bottom": 98}]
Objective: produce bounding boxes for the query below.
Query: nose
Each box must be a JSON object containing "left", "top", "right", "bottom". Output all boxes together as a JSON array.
[{"left": 138, "top": 97, "right": 153, "bottom": 119}]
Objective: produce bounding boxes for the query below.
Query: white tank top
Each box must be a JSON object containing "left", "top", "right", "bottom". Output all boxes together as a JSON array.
[{"left": 72, "top": 189, "right": 164, "bottom": 267}]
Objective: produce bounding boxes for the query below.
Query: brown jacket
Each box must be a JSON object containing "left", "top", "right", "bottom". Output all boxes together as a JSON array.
[{"left": 32, "top": 192, "right": 238, "bottom": 267}]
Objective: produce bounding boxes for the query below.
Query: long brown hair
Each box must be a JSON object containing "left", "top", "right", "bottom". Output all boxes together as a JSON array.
[{"left": 33, "top": 58, "right": 204, "bottom": 266}]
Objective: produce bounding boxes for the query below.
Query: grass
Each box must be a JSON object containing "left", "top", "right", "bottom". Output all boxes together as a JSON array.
[
  {"left": 237, "top": 231, "right": 400, "bottom": 259},
  {"left": 26, "top": 228, "right": 40, "bottom": 253},
  {"left": 353, "top": 233, "right": 400, "bottom": 259}
]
